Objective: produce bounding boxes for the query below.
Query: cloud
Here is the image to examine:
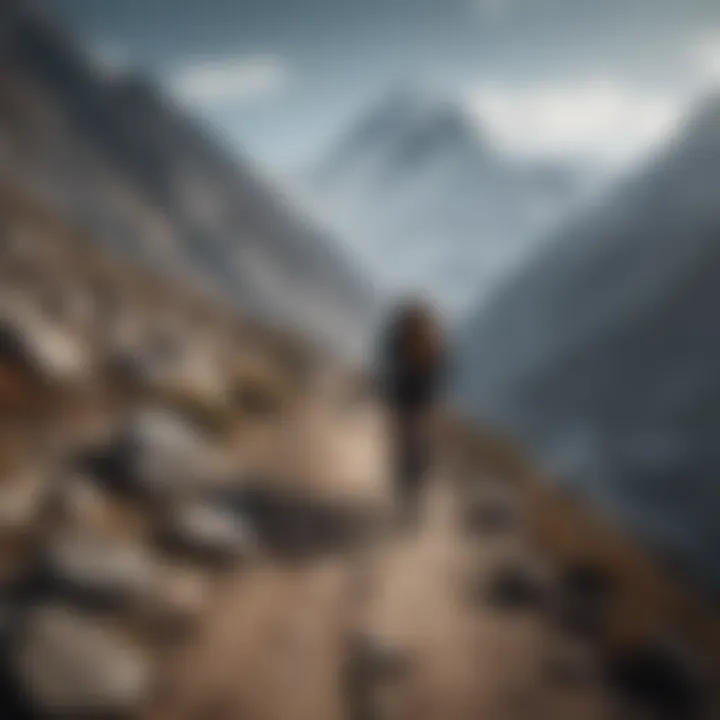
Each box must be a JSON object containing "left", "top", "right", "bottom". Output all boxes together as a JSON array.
[
  {"left": 170, "top": 55, "right": 288, "bottom": 105},
  {"left": 476, "top": 0, "right": 508, "bottom": 16},
  {"left": 693, "top": 34, "right": 720, "bottom": 84},
  {"left": 462, "top": 81, "right": 682, "bottom": 162}
]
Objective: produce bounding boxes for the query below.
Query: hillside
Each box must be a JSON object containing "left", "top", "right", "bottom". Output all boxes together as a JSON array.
[
  {"left": 0, "top": 0, "right": 375, "bottom": 355},
  {"left": 306, "top": 88, "right": 590, "bottom": 315},
  {"left": 454, "top": 92, "right": 720, "bottom": 596},
  {"left": 0, "top": 185, "right": 718, "bottom": 719}
]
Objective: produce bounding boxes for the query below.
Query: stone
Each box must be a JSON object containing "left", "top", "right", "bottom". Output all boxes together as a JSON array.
[
  {"left": 95, "top": 408, "right": 216, "bottom": 500},
  {"left": 43, "top": 534, "right": 155, "bottom": 609},
  {"left": 15, "top": 605, "right": 151, "bottom": 716},
  {"left": 0, "top": 310, "right": 91, "bottom": 385},
  {"left": 220, "top": 486, "right": 361, "bottom": 558},
  {"left": 160, "top": 502, "right": 256, "bottom": 565}
]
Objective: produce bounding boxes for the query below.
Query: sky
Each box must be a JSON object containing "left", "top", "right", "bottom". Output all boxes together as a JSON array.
[{"left": 53, "top": 0, "right": 720, "bottom": 174}]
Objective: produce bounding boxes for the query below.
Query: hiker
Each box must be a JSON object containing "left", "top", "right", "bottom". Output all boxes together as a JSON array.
[{"left": 376, "top": 298, "right": 447, "bottom": 525}]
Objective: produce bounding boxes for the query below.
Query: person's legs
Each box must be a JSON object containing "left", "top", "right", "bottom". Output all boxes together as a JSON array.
[{"left": 392, "top": 405, "right": 430, "bottom": 527}]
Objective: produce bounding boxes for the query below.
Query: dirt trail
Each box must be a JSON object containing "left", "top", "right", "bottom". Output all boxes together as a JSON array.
[{"left": 148, "top": 408, "right": 619, "bottom": 720}]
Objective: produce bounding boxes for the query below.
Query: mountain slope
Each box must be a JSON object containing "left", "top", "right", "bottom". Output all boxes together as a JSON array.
[
  {"left": 0, "top": 0, "right": 375, "bottom": 355},
  {"left": 306, "top": 88, "right": 591, "bottom": 316},
  {"left": 0, "top": 196, "right": 717, "bottom": 718},
  {"left": 454, "top": 93, "right": 720, "bottom": 595}
]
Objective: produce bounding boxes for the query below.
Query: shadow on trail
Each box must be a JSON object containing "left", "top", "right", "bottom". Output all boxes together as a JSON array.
[{"left": 218, "top": 485, "right": 378, "bottom": 563}]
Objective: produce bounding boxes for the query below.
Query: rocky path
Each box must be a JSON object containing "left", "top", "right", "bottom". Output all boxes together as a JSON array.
[
  {"left": 0, "top": 337, "right": 713, "bottom": 720},
  {"left": 1, "top": 179, "right": 716, "bottom": 719},
  {"left": 0, "top": 378, "right": 715, "bottom": 719},
  {"left": 146, "top": 435, "right": 625, "bottom": 720}
]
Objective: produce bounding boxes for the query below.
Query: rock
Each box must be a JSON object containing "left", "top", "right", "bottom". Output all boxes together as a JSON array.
[
  {"left": 160, "top": 502, "right": 256, "bottom": 565},
  {"left": 94, "top": 408, "right": 217, "bottom": 500},
  {"left": 43, "top": 534, "right": 155, "bottom": 609},
  {"left": 0, "top": 310, "right": 91, "bottom": 385},
  {"left": 15, "top": 605, "right": 151, "bottom": 716},
  {"left": 604, "top": 640, "right": 707, "bottom": 719},
  {"left": 220, "top": 486, "right": 361, "bottom": 558},
  {"left": 127, "top": 409, "right": 205, "bottom": 463}
]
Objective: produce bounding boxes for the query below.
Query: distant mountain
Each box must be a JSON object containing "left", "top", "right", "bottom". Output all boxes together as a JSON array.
[
  {"left": 306, "top": 88, "right": 593, "bottom": 316},
  {"left": 0, "top": 0, "right": 376, "bottom": 356},
  {"left": 454, "top": 92, "right": 720, "bottom": 594}
]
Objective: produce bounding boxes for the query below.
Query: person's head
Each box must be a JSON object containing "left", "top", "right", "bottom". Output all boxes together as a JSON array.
[
  {"left": 392, "top": 295, "right": 440, "bottom": 331},
  {"left": 389, "top": 291, "right": 430, "bottom": 318},
  {"left": 389, "top": 295, "right": 444, "bottom": 367}
]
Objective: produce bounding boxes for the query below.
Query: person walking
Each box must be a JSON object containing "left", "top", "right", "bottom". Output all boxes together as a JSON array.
[{"left": 376, "top": 298, "right": 447, "bottom": 526}]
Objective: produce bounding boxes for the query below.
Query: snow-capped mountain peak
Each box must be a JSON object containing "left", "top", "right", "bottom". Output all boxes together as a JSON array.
[{"left": 307, "top": 87, "right": 591, "bottom": 317}]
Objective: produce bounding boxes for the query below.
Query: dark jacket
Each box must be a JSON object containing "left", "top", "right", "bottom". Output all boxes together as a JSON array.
[{"left": 376, "top": 305, "right": 447, "bottom": 411}]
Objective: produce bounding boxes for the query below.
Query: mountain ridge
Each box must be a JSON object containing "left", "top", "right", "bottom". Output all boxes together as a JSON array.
[
  {"left": 0, "top": 0, "right": 376, "bottom": 356},
  {"left": 454, "top": 90, "right": 720, "bottom": 596},
  {"left": 307, "top": 87, "right": 592, "bottom": 316}
]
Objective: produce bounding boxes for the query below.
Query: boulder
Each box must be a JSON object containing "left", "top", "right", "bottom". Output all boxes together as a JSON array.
[
  {"left": 94, "top": 408, "right": 217, "bottom": 500},
  {"left": 0, "top": 310, "right": 91, "bottom": 385},
  {"left": 43, "top": 534, "right": 155, "bottom": 609},
  {"left": 218, "top": 486, "right": 363, "bottom": 558},
  {"left": 159, "top": 502, "right": 256, "bottom": 565},
  {"left": 15, "top": 605, "right": 151, "bottom": 716}
]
